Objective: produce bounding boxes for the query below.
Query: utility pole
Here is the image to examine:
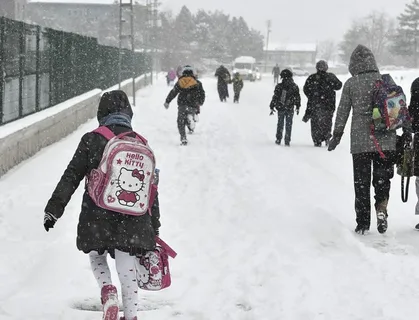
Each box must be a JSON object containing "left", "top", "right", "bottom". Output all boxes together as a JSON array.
[
  {"left": 118, "top": 0, "right": 136, "bottom": 105},
  {"left": 264, "top": 20, "right": 271, "bottom": 73},
  {"left": 153, "top": 0, "right": 159, "bottom": 80}
]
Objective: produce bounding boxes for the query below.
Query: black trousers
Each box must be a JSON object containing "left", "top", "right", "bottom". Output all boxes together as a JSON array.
[
  {"left": 177, "top": 105, "right": 195, "bottom": 138},
  {"left": 311, "top": 108, "right": 334, "bottom": 144},
  {"left": 352, "top": 152, "right": 395, "bottom": 229},
  {"left": 234, "top": 89, "right": 241, "bottom": 102},
  {"left": 276, "top": 109, "right": 294, "bottom": 143}
]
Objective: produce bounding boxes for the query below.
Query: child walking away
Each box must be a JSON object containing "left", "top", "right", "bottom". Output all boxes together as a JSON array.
[
  {"left": 407, "top": 77, "right": 419, "bottom": 230},
  {"left": 328, "top": 45, "right": 408, "bottom": 235},
  {"left": 44, "top": 90, "right": 161, "bottom": 320},
  {"left": 232, "top": 72, "right": 244, "bottom": 103},
  {"left": 164, "top": 65, "right": 206, "bottom": 146},
  {"left": 166, "top": 68, "right": 177, "bottom": 86},
  {"left": 269, "top": 69, "right": 301, "bottom": 146}
]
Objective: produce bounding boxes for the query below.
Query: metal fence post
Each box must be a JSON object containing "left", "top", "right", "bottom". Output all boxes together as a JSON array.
[
  {"left": 35, "top": 25, "right": 40, "bottom": 112},
  {"left": 0, "top": 18, "right": 5, "bottom": 124},
  {"left": 18, "top": 21, "right": 25, "bottom": 118}
]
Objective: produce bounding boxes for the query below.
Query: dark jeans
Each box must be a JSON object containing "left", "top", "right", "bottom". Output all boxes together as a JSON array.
[
  {"left": 177, "top": 105, "right": 195, "bottom": 139},
  {"left": 352, "top": 152, "right": 395, "bottom": 229},
  {"left": 234, "top": 90, "right": 241, "bottom": 102},
  {"left": 276, "top": 109, "right": 294, "bottom": 143}
]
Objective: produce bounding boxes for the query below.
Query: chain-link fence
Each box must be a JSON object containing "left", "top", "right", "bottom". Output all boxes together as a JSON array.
[{"left": 0, "top": 17, "right": 151, "bottom": 125}]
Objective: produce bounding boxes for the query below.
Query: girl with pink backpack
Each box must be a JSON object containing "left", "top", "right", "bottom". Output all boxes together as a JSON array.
[{"left": 43, "top": 90, "right": 162, "bottom": 320}]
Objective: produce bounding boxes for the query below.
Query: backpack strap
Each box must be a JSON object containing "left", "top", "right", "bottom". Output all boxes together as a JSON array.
[
  {"left": 370, "top": 124, "right": 386, "bottom": 159},
  {"left": 93, "top": 126, "right": 116, "bottom": 140},
  {"left": 155, "top": 236, "right": 177, "bottom": 258}
]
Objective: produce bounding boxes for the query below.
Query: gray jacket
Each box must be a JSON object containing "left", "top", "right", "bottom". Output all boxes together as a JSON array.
[{"left": 333, "top": 45, "right": 396, "bottom": 154}]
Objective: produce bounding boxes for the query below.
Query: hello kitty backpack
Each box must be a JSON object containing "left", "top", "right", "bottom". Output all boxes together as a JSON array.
[
  {"left": 135, "top": 236, "right": 177, "bottom": 291},
  {"left": 87, "top": 126, "right": 157, "bottom": 216}
]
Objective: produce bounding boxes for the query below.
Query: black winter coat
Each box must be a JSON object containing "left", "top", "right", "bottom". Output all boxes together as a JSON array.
[
  {"left": 270, "top": 78, "right": 301, "bottom": 112},
  {"left": 303, "top": 71, "right": 342, "bottom": 115},
  {"left": 215, "top": 66, "right": 231, "bottom": 84},
  {"left": 408, "top": 78, "right": 419, "bottom": 176},
  {"left": 166, "top": 75, "right": 205, "bottom": 107},
  {"left": 45, "top": 123, "right": 161, "bottom": 255}
]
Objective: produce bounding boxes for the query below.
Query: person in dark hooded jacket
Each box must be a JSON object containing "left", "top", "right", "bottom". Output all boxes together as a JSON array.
[
  {"left": 407, "top": 77, "right": 419, "bottom": 229},
  {"left": 269, "top": 69, "right": 301, "bottom": 146},
  {"left": 165, "top": 65, "right": 206, "bottom": 145},
  {"left": 44, "top": 90, "right": 160, "bottom": 320},
  {"left": 215, "top": 65, "right": 231, "bottom": 102},
  {"left": 303, "top": 60, "right": 342, "bottom": 147},
  {"left": 328, "top": 45, "right": 396, "bottom": 235}
]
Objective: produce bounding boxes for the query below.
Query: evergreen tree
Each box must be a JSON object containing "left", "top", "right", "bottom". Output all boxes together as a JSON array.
[{"left": 393, "top": 0, "right": 419, "bottom": 66}]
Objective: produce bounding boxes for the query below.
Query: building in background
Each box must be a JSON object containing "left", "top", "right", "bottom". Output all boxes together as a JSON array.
[
  {"left": 263, "top": 43, "right": 317, "bottom": 69},
  {"left": 26, "top": 0, "right": 148, "bottom": 47},
  {"left": 0, "top": 0, "right": 28, "bottom": 20}
]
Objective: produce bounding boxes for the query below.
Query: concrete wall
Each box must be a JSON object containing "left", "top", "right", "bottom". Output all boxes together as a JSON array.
[{"left": 0, "top": 74, "right": 151, "bottom": 177}]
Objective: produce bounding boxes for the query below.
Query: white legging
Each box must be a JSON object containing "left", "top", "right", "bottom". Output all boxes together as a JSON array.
[{"left": 89, "top": 250, "right": 138, "bottom": 320}]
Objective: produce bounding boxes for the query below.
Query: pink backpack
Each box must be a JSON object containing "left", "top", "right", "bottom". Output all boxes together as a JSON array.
[
  {"left": 87, "top": 126, "right": 156, "bottom": 216},
  {"left": 135, "top": 237, "right": 177, "bottom": 291}
]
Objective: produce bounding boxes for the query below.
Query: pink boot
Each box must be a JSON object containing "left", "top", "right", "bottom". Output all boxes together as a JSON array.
[{"left": 101, "top": 284, "right": 119, "bottom": 320}]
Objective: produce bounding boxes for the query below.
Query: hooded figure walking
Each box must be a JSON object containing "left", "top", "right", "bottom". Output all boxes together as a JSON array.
[
  {"left": 328, "top": 45, "right": 397, "bottom": 235},
  {"left": 269, "top": 69, "right": 301, "bottom": 146},
  {"left": 215, "top": 65, "right": 231, "bottom": 102},
  {"left": 303, "top": 60, "right": 342, "bottom": 147}
]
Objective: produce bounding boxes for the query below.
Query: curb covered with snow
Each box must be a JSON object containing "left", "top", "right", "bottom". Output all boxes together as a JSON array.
[{"left": 0, "top": 74, "right": 151, "bottom": 176}]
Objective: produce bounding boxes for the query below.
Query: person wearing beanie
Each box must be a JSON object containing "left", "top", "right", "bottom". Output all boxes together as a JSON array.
[
  {"left": 164, "top": 65, "right": 206, "bottom": 145},
  {"left": 44, "top": 90, "right": 161, "bottom": 320},
  {"left": 303, "top": 60, "right": 342, "bottom": 147},
  {"left": 328, "top": 45, "right": 397, "bottom": 235},
  {"left": 269, "top": 69, "right": 301, "bottom": 146}
]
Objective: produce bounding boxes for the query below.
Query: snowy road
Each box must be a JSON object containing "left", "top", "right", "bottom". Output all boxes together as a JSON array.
[{"left": 1, "top": 71, "right": 419, "bottom": 319}]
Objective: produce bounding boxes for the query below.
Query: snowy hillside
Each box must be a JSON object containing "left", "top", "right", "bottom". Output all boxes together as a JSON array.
[{"left": 1, "top": 70, "right": 419, "bottom": 319}]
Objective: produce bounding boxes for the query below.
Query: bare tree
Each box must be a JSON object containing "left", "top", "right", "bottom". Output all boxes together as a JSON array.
[{"left": 339, "top": 11, "right": 395, "bottom": 63}]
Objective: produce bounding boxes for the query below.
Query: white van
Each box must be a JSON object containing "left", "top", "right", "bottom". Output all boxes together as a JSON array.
[{"left": 233, "top": 56, "right": 257, "bottom": 81}]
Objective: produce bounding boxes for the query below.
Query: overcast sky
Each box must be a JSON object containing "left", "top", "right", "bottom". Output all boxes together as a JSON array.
[{"left": 161, "top": 0, "right": 410, "bottom": 44}]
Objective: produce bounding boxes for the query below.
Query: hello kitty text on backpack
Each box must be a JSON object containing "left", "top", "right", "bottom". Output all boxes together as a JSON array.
[
  {"left": 87, "top": 126, "right": 157, "bottom": 216},
  {"left": 370, "top": 74, "right": 410, "bottom": 158}
]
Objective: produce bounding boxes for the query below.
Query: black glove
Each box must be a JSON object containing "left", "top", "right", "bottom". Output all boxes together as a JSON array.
[
  {"left": 270, "top": 109, "right": 276, "bottom": 116},
  {"left": 296, "top": 108, "right": 300, "bottom": 115},
  {"left": 154, "top": 229, "right": 160, "bottom": 236},
  {"left": 328, "top": 133, "right": 343, "bottom": 151},
  {"left": 44, "top": 212, "right": 57, "bottom": 232}
]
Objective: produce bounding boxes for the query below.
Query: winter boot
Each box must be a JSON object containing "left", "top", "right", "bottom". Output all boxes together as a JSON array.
[
  {"left": 275, "top": 139, "right": 281, "bottom": 145},
  {"left": 120, "top": 317, "right": 137, "bottom": 320},
  {"left": 376, "top": 201, "right": 388, "bottom": 234},
  {"left": 101, "top": 285, "right": 119, "bottom": 320},
  {"left": 355, "top": 225, "right": 369, "bottom": 235},
  {"left": 285, "top": 141, "right": 290, "bottom": 147},
  {"left": 415, "top": 223, "right": 419, "bottom": 230},
  {"left": 180, "top": 136, "right": 188, "bottom": 146}
]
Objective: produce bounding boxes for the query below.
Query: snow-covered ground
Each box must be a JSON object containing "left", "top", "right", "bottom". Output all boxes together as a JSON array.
[{"left": 1, "top": 70, "right": 419, "bottom": 319}]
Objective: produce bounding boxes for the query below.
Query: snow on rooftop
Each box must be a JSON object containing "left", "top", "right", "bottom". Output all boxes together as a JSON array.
[
  {"left": 265, "top": 43, "right": 317, "bottom": 52},
  {"left": 234, "top": 56, "right": 256, "bottom": 63},
  {"left": 28, "top": 0, "right": 126, "bottom": 4}
]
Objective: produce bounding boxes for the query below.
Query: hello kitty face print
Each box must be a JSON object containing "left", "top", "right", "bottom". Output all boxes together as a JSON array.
[{"left": 115, "top": 168, "right": 145, "bottom": 207}]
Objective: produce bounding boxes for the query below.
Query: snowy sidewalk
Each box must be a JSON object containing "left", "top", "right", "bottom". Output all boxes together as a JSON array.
[{"left": 1, "top": 73, "right": 419, "bottom": 319}]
